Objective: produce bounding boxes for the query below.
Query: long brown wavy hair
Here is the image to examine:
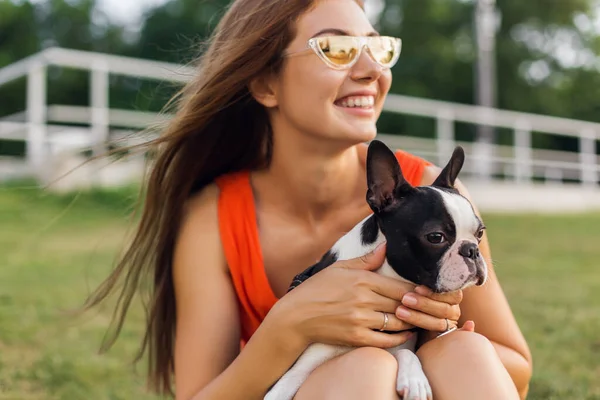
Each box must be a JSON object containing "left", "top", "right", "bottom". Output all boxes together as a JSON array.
[{"left": 84, "top": 0, "right": 364, "bottom": 396}]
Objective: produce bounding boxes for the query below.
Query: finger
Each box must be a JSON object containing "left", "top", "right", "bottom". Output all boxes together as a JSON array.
[
  {"left": 341, "top": 242, "right": 387, "bottom": 271},
  {"left": 395, "top": 306, "right": 458, "bottom": 332},
  {"left": 415, "top": 286, "right": 463, "bottom": 305},
  {"left": 367, "top": 310, "right": 414, "bottom": 332},
  {"left": 400, "top": 292, "right": 461, "bottom": 321},
  {"left": 363, "top": 273, "right": 415, "bottom": 302},
  {"left": 373, "top": 296, "right": 402, "bottom": 313},
  {"left": 355, "top": 329, "right": 415, "bottom": 349},
  {"left": 459, "top": 320, "right": 475, "bottom": 332}
]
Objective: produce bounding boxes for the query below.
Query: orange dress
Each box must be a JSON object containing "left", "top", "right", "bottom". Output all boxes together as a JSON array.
[{"left": 214, "top": 150, "right": 432, "bottom": 345}]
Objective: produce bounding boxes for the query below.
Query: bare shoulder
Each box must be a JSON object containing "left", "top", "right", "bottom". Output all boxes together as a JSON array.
[
  {"left": 419, "top": 164, "right": 442, "bottom": 186},
  {"left": 182, "top": 182, "right": 220, "bottom": 227},
  {"left": 173, "top": 183, "right": 241, "bottom": 399},
  {"left": 175, "top": 183, "right": 225, "bottom": 277}
]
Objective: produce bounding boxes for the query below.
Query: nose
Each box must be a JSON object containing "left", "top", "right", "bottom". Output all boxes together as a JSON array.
[
  {"left": 459, "top": 242, "right": 479, "bottom": 260},
  {"left": 349, "top": 46, "right": 382, "bottom": 83}
]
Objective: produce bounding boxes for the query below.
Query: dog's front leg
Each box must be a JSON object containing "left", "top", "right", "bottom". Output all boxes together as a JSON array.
[
  {"left": 264, "top": 343, "right": 351, "bottom": 400},
  {"left": 388, "top": 337, "right": 432, "bottom": 400}
]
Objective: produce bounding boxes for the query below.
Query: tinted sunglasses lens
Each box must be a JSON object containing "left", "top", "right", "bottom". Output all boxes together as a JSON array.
[
  {"left": 368, "top": 36, "right": 401, "bottom": 66},
  {"left": 315, "top": 36, "right": 359, "bottom": 66}
]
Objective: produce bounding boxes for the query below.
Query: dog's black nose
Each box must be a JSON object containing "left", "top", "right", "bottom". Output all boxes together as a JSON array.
[{"left": 459, "top": 242, "right": 479, "bottom": 260}]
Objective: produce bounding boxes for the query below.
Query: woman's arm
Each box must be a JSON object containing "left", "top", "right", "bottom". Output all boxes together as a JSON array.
[
  {"left": 173, "top": 184, "right": 307, "bottom": 400},
  {"left": 172, "top": 183, "right": 416, "bottom": 400},
  {"left": 420, "top": 165, "right": 533, "bottom": 398}
]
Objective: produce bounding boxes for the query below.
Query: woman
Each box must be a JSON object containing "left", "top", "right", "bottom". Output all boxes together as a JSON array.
[{"left": 85, "top": 0, "right": 532, "bottom": 399}]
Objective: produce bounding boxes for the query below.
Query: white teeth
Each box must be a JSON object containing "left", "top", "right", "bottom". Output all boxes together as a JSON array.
[{"left": 338, "top": 95, "right": 375, "bottom": 108}]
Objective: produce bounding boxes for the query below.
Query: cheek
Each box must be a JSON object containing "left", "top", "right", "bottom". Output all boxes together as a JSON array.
[
  {"left": 376, "top": 71, "right": 392, "bottom": 108},
  {"left": 279, "top": 60, "right": 346, "bottom": 117},
  {"left": 379, "top": 70, "right": 392, "bottom": 91}
]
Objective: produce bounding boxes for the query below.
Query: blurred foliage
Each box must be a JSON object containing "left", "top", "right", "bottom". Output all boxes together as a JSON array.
[
  {"left": 374, "top": 0, "right": 600, "bottom": 152},
  {"left": 1, "top": 0, "right": 600, "bottom": 153}
]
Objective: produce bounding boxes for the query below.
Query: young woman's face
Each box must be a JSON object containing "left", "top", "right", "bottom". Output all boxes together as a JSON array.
[{"left": 275, "top": 0, "right": 394, "bottom": 146}]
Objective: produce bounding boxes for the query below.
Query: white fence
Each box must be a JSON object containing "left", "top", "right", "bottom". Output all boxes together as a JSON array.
[{"left": 0, "top": 47, "right": 599, "bottom": 189}]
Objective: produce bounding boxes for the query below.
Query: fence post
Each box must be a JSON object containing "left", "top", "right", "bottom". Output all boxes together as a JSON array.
[
  {"left": 471, "top": 107, "right": 496, "bottom": 182},
  {"left": 26, "top": 60, "right": 47, "bottom": 177},
  {"left": 436, "top": 109, "right": 455, "bottom": 166},
  {"left": 579, "top": 129, "right": 597, "bottom": 188},
  {"left": 514, "top": 119, "right": 532, "bottom": 183},
  {"left": 90, "top": 61, "right": 109, "bottom": 157}
]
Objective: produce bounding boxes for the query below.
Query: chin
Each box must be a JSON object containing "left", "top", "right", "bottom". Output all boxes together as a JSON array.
[
  {"left": 313, "top": 119, "right": 378, "bottom": 146},
  {"left": 343, "top": 127, "right": 377, "bottom": 144}
]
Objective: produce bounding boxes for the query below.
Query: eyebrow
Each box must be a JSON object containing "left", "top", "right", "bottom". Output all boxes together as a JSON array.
[{"left": 310, "top": 28, "right": 380, "bottom": 38}]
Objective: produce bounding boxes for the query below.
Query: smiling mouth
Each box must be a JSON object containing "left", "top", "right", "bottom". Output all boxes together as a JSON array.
[{"left": 334, "top": 95, "right": 375, "bottom": 108}]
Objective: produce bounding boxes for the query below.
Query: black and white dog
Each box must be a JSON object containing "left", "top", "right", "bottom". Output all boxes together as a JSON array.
[{"left": 265, "top": 140, "right": 488, "bottom": 400}]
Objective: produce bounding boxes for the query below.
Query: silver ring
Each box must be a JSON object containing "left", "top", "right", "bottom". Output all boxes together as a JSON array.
[
  {"left": 379, "top": 312, "right": 389, "bottom": 331},
  {"left": 437, "top": 318, "right": 457, "bottom": 338}
]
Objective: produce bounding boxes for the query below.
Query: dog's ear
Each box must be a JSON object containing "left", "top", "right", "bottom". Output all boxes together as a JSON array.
[
  {"left": 432, "top": 146, "right": 465, "bottom": 190},
  {"left": 366, "top": 140, "right": 414, "bottom": 213}
]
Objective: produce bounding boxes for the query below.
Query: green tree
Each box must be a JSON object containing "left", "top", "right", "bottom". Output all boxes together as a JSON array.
[
  {"left": 111, "top": 0, "right": 233, "bottom": 112},
  {"left": 133, "top": 0, "right": 230, "bottom": 63},
  {"left": 0, "top": 1, "right": 38, "bottom": 117},
  {"left": 375, "top": 0, "right": 597, "bottom": 151},
  {"left": 0, "top": 0, "right": 131, "bottom": 155},
  {"left": 0, "top": 0, "right": 132, "bottom": 115}
]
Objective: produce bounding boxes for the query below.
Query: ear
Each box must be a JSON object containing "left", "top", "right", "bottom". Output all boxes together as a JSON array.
[
  {"left": 248, "top": 73, "right": 278, "bottom": 108},
  {"left": 432, "top": 146, "right": 465, "bottom": 189},
  {"left": 366, "top": 140, "right": 413, "bottom": 213}
]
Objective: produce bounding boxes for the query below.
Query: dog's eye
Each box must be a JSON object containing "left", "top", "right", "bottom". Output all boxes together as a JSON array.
[
  {"left": 426, "top": 233, "right": 446, "bottom": 244},
  {"left": 476, "top": 228, "right": 485, "bottom": 241}
]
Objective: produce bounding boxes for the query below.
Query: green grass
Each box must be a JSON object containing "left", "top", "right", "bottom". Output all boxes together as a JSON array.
[
  {"left": 0, "top": 182, "right": 599, "bottom": 399},
  {"left": 0, "top": 183, "right": 163, "bottom": 400}
]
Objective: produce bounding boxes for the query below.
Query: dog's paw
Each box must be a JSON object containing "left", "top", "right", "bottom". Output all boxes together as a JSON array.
[
  {"left": 264, "top": 377, "right": 300, "bottom": 400},
  {"left": 263, "top": 386, "right": 290, "bottom": 400},
  {"left": 263, "top": 387, "right": 289, "bottom": 400},
  {"left": 396, "top": 374, "right": 432, "bottom": 400},
  {"left": 394, "top": 349, "right": 432, "bottom": 400}
]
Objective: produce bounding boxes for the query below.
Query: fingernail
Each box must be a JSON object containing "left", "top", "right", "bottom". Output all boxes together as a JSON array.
[
  {"left": 374, "top": 242, "right": 386, "bottom": 253},
  {"left": 396, "top": 307, "right": 411, "bottom": 319},
  {"left": 402, "top": 293, "right": 417, "bottom": 306},
  {"left": 415, "top": 286, "right": 432, "bottom": 296}
]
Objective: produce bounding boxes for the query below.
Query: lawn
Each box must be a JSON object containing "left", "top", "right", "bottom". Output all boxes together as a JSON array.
[{"left": 0, "top": 183, "right": 599, "bottom": 399}]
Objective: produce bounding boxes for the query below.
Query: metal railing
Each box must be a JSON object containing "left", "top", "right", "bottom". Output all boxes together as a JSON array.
[
  {"left": 381, "top": 95, "right": 600, "bottom": 186},
  {"left": 0, "top": 47, "right": 599, "bottom": 187}
]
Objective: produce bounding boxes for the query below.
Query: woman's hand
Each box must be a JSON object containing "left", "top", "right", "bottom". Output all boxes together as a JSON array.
[
  {"left": 267, "top": 242, "right": 416, "bottom": 350},
  {"left": 395, "top": 285, "right": 463, "bottom": 334}
]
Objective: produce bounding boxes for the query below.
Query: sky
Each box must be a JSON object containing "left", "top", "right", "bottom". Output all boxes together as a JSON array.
[{"left": 96, "top": 0, "right": 169, "bottom": 26}]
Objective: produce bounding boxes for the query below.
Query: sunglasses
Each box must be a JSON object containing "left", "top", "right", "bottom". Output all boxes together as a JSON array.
[{"left": 283, "top": 35, "right": 402, "bottom": 70}]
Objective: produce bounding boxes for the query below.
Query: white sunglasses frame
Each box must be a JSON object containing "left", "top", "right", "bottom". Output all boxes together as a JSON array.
[{"left": 283, "top": 35, "right": 402, "bottom": 70}]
